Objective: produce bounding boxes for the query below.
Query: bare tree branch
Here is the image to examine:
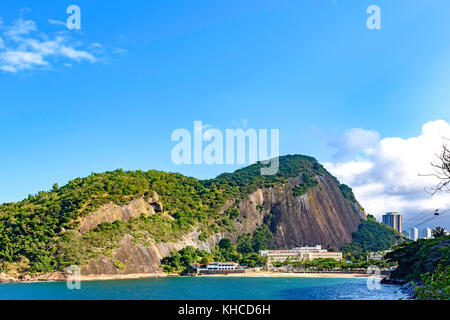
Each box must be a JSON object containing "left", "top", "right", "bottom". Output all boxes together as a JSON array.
[{"left": 421, "top": 138, "right": 450, "bottom": 195}]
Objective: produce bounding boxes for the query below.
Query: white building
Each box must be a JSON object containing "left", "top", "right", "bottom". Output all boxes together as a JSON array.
[
  {"left": 191, "top": 262, "right": 239, "bottom": 271},
  {"left": 260, "top": 245, "right": 342, "bottom": 266},
  {"left": 421, "top": 227, "right": 432, "bottom": 239},
  {"left": 409, "top": 227, "right": 419, "bottom": 241},
  {"left": 292, "top": 245, "right": 322, "bottom": 251},
  {"left": 368, "top": 251, "right": 390, "bottom": 261}
]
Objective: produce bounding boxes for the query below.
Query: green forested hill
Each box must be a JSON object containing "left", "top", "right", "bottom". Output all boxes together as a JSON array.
[
  {"left": 386, "top": 236, "right": 450, "bottom": 300},
  {"left": 341, "top": 215, "right": 405, "bottom": 258},
  {"left": 1, "top": 154, "right": 337, "bottom": 274},
  {"left": 386, "top": 235, "right": 450, "bottom": 281},
  {"left": 0, "top": 169, "right": 230, "bottom": 273}
]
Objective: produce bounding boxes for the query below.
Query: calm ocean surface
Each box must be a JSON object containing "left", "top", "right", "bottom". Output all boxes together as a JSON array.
[{"left": 0, "top": 277, "right": 407, "bottom": 300}]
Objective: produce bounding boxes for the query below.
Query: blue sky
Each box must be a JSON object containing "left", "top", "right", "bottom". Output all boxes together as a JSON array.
[{"left": 1, "top": 0, "right": 450, "bottom": 228}]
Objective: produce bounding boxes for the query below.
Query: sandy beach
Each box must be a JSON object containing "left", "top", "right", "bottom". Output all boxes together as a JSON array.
[
  {"left": 199, "top": 272, "right": 379, "bottom": 278},
  {"left": 1, "top": 271, "right": 381, "bottom": 283}
]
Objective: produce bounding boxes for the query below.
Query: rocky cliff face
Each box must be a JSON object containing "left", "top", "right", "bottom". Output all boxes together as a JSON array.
[
  {"left": 78, "top": 192, "right": 164, "bottom": 233},
  {"left": 78, "top": 193, "right": 223, "bottom": 275},
  {"left": 82, "top": 230, "right": 223, "bottom": 275},
  {"left": 231, "top": 174, "right": 365, "bottom": 250},
  {"left": 81, "top": 172, "right": 364, "bottom": 275}
]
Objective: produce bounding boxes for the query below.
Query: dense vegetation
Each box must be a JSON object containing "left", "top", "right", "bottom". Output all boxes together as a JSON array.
[
  {"left": 339, "top": 184, "right": 357, "bottom": 203},
  {"left": 414, "top": 264, "right": 449, "bottom": 300},
  {"left": 386, "top": 235, "right": 450, "bottom": 300},
  {"left": 386, "top": 235, "right": 449, "bottom": 281},
  {"left": 203, "top": 154, "right": 326, "bottom": 200},
  {"left": 236, "top": 225, "right": 273, "bottom": 254},
  {"left": 272, "top": 257, "right": 393, "bottom": 271},
  {"left": 341, "top": 215, "right": 405, "bottom": 259},
  {"left": 292, "top": 173, "right": 318, "bottom": 197},
  {"left": 1, "top": 155, "right": 337, "bottom": 275}
]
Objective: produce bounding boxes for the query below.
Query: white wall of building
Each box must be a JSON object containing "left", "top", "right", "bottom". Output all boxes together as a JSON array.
[
  {"left": 409, "top": 227, "right": 419, "bottom": 241},
  {"left": 421, "top": 227, "right": 432, "bottom": 239}
]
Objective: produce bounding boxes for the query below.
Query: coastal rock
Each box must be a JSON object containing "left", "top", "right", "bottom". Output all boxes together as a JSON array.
[
  {"left": 34, "top": 272, "right": 68, "bottom": 282},
  {"left": 19, "top": 275, "right": 33, "bottom": 282},
  {"left": 380, "top": 277, "right": 406, "bottom": 285},
  {"left": 0, "top": 272, "right": 17, "bottom": 283},
  {"left": 400, "top": 282, "right": 417, "bottom": 299}
]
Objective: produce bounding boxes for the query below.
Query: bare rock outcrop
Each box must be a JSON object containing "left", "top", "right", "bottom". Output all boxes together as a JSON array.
[
  {"left": 79, "top": 197, "right": 157, "bottom": 233},
  {"left": 82, "top": 230, "right": 223, "bottom": 275},
  {"left": 0, "top": 272, "right": 17, "bottom": 283},
  {"left": 231, "top": 174, "right": 364, "bottom": 249}
]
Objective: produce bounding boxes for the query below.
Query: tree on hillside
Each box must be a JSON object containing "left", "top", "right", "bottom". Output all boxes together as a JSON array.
[
  {"left": 429, "top": 140, "right": 450, "bottom": 195},
  {"left": 218, "top": 238, "right": 233, "bottom": 250},
  {"left": 200, "top": 256, "right": 213, "bottom": 266},
  {"left": 432, "top": 226, "right": 446, "bottom": 238}
]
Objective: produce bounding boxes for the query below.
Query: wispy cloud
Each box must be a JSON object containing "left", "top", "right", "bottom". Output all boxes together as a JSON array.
[
  {"left": 112, "top": 47, "right": 129, "bottom": 56},
  {"left": 0, "top": 16, "right": 99, "bottom": 73},
  {"left": 48, "top": 19, "right": 66, "bottom": 27},
  {"left": 4, "top": 18, "right": 37, "bottom": 38}
]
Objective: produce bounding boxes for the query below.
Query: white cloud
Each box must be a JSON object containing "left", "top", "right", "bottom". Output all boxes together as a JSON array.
[
  {"left": 113, "top": 47, "right": 129, "bottom": 56},
  {"left": 324, "top": 120, "right": 450, "bottom": 229},
  {"left": 1, "top": 50, "right": 48, "bottom": 71},
  {"left": 327, "top": 128, "right": 380, "bottom": 160},
  {"left": 48, "top": 19, "right": 66, "bottom": 27},
  {"left": 59, "top": 46, "right": 95, "bottom": 62},
  {"left": 4, "top": 18, "right": 37, "bottom": 38},
  {"left": 0, "top": 16, "right": 97, "bottom": 73}
]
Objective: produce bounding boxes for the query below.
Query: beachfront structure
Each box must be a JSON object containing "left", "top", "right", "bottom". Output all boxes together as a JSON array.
[
  {"left": 421, "top": 227, "right": 432, "bottom": 239},
  {"left": 409, "top": 227, "right": 419, "bottom": 241},
  {"left": 191, "top": 262, "right": 240, "bottom": 272},
  {"left": 368, "top": 251, "right": 390, "bottom": 261},
  {"left": 382, "top": 212, "right": 402, "bottom": 233},
  {"left": 260, "top": 245, "right": 342, "bottom": 266}
]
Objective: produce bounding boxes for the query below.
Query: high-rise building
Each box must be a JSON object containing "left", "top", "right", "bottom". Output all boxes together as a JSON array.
[
  {"left": 421, "top": 227, "right": 432, "bottom": 239},
  {"left": 382, "top": 212, "right": 402, "bottom": 233},
  {"left": 409, "top": 227, "right": 419, "bottom": 241}
]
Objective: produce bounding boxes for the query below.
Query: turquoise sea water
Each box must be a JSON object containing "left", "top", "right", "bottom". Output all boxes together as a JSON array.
[{"left": 0, "top": 277, "right": 407, "bottom": 300}]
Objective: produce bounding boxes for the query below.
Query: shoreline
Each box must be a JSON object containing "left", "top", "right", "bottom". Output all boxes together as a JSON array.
[
  {"left": 198, "top": 272, "right": 378, "bottom": 278},
  {"left": 1, "top": 271, "right": 380, "bottom": 283},
  {"left": 0, "top": 271, "right": 170, "bottom": 283}
]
